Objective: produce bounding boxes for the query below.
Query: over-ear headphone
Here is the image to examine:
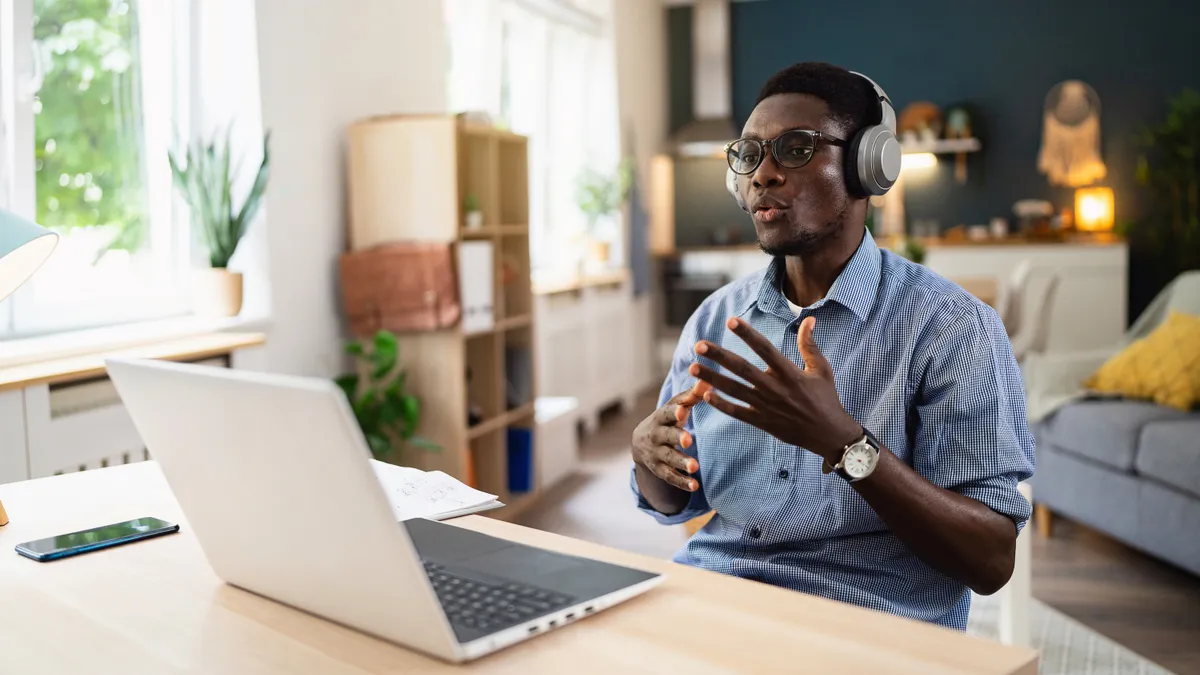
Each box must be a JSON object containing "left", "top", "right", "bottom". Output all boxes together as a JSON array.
[{"left": 727, "top": 71, "right": 902, "bottom": 211}]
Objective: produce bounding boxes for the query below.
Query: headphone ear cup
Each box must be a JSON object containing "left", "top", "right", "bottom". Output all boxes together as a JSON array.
[
  {"left": 726, "top": 166, "right": 749, "bottom": 212},
  {"left": 843, "top": 130, "right": 870, "bottom": 199}
]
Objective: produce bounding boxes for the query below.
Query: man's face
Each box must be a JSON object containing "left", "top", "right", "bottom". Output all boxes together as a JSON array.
[{"left": 736, "top": 93, "right": 853, "bottom": 256}]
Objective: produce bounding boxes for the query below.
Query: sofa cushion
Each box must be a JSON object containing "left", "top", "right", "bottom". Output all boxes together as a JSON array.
[
  {"left": 1039, "top": 400, "right": 1191, "bottom": 471},
  {"left": 1135, "top": 419, "right": 1200, "bottom": 499}
]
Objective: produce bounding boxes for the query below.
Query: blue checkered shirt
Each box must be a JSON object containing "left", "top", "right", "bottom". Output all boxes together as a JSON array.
[{"left": 632, "top": 229, "right": 1035, "bottom": 630}]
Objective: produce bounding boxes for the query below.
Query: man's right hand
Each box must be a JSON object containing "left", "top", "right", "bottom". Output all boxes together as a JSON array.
[{"left": 632, "top": 384, "right": 710, "bottom": 499}]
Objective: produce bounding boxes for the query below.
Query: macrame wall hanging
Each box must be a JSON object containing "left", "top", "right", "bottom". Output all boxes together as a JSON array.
[{"left": 1037, "top": 80, "right": 1106, "bottom": 187}]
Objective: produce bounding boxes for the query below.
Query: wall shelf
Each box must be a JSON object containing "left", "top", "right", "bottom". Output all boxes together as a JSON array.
[{"left": 900, "top": 138, "right": 981, "bottom": 155}]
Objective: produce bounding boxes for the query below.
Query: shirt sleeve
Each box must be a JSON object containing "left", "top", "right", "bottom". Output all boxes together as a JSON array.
[
  {"left": 909, "top": 302, "right": 1036, "bottom": 530},
  {"left": 630, "top": 317, "right": 712, "bottom": 526}
]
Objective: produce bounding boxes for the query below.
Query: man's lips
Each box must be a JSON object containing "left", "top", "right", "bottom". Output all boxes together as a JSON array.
[{"left": 752, "top": 198, "right": 789, "bottom": 223}]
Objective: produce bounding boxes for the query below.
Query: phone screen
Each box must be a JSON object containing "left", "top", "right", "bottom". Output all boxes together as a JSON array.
[{"left": 17, "top": 517, "right": 178, "bottom": 558}]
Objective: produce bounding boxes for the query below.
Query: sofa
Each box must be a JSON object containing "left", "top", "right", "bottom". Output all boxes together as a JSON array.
[{"left": 1024, "top": 271, "right": 1200, "bottom": 577}]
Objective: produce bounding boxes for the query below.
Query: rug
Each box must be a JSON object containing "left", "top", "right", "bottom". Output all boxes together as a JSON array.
[{"left": 967, "top": 592, "right": 1175, "bottom": 675}]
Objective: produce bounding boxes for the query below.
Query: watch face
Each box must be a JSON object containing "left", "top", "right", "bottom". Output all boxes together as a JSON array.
[{"left": 843, "top": 443, "right": 877, "bottom": 479}]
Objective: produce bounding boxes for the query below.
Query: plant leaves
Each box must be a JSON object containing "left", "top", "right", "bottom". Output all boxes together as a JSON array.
[
  {"left": 400, "top": 394, "right": 420, "bottom": 437},
  {"left": 334, "top": 374, "right": 359, "bottom": 402},
  {"left": 365, "top": 433, "right": 392, "bottom": 459},
  {"left": 344, "top": 341, "right": 365, "bottom": 357},
  {"left": 371, "top": 330, "right": 399, "bottom": 380}
]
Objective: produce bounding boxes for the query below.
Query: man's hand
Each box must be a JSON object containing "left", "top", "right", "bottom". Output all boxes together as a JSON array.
[
  {"left": 689, "top": 315, "right": 862, "bottom": 462},
  {"left": 632, "top": 384, "right": 709, "bottom": 492}
]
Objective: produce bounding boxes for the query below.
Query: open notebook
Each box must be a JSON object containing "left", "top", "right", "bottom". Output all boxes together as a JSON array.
[{"left": 370, "top": 459, "right": 504, "bottom": 521}]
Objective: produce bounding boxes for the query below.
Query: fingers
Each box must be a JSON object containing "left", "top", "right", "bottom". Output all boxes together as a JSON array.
[
  {"left": 694, "top": 340, "right": 770, "bottom": 388},
  {"left": 688, "top": 362, "right": 762, "bottom": 406},
  {"left": 658, "top": 381, "right": 713, "bottom": 426},
  {"left": 797, "top": 316, "right": 832, "bottom": 377},
  {"left": 647, "top": 448, "right": 699, "bottom": 491},
  {"left": 649, "top": 424, "right": 692, "bottom": 450},
  {"left": 725, "top": 317, "right": 795, "bottom": 374},
  {"left": 703, "top": 389, "right": 760, "bottom": 425}
]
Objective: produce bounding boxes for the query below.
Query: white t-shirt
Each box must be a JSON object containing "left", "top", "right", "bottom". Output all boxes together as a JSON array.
[{"left": 784, "top": 293, "right": 806, "bottom": 315}]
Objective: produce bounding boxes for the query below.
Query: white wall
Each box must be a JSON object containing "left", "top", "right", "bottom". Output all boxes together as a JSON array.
[
  {"left": 254, "top": 0, "right": 448, "bottom": 377},
  {"left": 612, "top": 0, "right": 669, "bottom": 393}
]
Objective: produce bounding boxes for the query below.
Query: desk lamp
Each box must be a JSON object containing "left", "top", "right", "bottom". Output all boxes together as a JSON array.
[{"left": 0, "top": 209, "right": 59, "bottom": 526}]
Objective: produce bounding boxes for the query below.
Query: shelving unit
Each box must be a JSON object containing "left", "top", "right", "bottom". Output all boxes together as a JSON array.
[
  {"left": 345, "top": 114, "right": 541, "bottom": 516},
  {"left": 899, "top": 137, "right": 981, "bottom": 154}
]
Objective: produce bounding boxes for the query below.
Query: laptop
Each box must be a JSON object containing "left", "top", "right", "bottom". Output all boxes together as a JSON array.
[{"left": 104, "top": 357, "right": 663, "bottom": 663}]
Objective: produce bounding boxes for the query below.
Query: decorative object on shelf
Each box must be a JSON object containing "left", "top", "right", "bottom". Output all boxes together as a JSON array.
[
  {"left": 945, "top": 105, "right": 973, "bottom": 183},
  {"left": 893, "top": 236, "right": 926, "bottom": 264},
  {"left": 575, "top": 158, "right": 633, "bottom": 270},
  {"left": 335, "top": 330, "right": 440, "bottom": 463},
  {"left": 0, "top": 207, "right": 60, "bottom": 527},
  {"left": 1131, "top": 88, "right": 1200, "bottom": 279},
  {"left": 168, "top": 127, "right": 271, "bottom": 318},
  {"left": 1074, "top": 187, "right": 1115, "bottom": 232},
  {"left": 463, "top": 193, "right": 484, "bottom": 230},
  {"left": 1037, "top": 80, "right": 1106, "bottom": 187},
  {"left": 339, "top": 242, "right": 462, "bottom": 337},
  {"left": 1012, "top": 199, "right": 1060, "bottom": 240},
  {"left": 897, "top": 101, "right": 943, "bottom": 145},
  {"left": 990, "top": 217, "right": 1009, "bottom": 239}
]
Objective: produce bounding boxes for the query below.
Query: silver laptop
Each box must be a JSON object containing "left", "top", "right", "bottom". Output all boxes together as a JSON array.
[{"left": 105, "top": 357, "right": 663, "bottom": 663}]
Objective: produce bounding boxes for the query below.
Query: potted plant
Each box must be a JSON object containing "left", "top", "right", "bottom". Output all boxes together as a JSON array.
[
  {"left": 168, "top": 127, "right": 270, "bottom": 318},
  {"left": 575, "top": 158, "right": 633, "bottom": 268},
  {"left": 463, "top": 193, "right": 484, "bottom": 230},
  {"left": 335, "top": 330, "right": 439, "bottom": 464}
]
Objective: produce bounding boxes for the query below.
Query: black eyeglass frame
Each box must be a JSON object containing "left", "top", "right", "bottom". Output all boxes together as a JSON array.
[{"left": 724, "top": 129, "right": 848, "bottom": 175}]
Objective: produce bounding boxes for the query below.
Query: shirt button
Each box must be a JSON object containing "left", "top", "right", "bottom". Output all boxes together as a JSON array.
[
  {"left": 748, "top": 526, "right": 762, "bottom": 539},
  {"left": 778, "top": 469, "right": 789, "bottom": 480}
]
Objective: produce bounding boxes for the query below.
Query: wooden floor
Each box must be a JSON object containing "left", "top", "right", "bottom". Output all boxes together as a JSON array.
[{"left": 517, "top": 393, "right": 1200, "bottom": 674}]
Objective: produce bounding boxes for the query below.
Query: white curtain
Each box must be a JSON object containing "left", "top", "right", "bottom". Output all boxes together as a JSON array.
[{"left": 444, "top": 0, "right": 620, "bottom": 274}]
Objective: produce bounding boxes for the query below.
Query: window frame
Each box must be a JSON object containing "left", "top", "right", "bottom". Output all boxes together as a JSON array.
[{"left": 0, "top": 0, "right": 197, "bottom": 339}]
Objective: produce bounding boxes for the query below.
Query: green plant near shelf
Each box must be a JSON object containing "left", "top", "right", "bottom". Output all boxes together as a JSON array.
[
  {"left": 1131, "top": 87, "right": 1200, "bottom": 274},
  {"left": 336, "top": 330, "right": 440, "bottom": 463},
  {"left": 168, "top": 126, "right": 271, "bottom": 268},
  {"left": 463, "top": 192, "right": 480, "bottom": 213}
]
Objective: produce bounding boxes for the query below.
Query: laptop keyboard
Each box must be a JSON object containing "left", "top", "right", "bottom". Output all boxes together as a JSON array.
[{"left": 423, "top": 562, "right": 576, "bottom": 634}]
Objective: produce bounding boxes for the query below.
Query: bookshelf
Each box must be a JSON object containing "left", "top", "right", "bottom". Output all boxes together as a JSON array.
[{"left": 345, "top": 114, "right": 540, "bottom": 519}]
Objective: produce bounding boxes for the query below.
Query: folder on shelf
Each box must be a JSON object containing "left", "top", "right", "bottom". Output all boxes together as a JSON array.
[{"left": 370, "top": 459, "right": 504, "bottom": 521}]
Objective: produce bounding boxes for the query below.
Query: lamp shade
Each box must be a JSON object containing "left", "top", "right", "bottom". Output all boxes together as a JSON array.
[
  {"left": 1075, "top": 187, "right": 1115, "bottom": 232},
  {"left": 0, "top": 208, "right": 58, "bottom": 302}
]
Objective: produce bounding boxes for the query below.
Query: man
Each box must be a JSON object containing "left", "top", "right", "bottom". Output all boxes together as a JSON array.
[{"left": 630, "top": 62, "right": 1035, "bottom": 630}]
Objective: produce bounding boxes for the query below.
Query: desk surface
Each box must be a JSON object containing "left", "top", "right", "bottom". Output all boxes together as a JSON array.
[{"left": 0, "top": 463, "right": 1037, "bottom": 674}]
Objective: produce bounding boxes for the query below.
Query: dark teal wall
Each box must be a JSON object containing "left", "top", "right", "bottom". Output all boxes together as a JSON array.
[{"left": 668, "top": 0, "right": 1200, "bottom": 317}]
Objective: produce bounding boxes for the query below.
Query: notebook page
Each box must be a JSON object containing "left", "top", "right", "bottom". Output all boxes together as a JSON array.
[{"left": 370, "top": 459, "right": 502, "bottom": 521}]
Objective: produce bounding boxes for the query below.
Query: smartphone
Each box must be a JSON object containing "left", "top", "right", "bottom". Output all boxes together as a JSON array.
[{"left": 15, "top": 517, "right": 180, "bottom": 562}]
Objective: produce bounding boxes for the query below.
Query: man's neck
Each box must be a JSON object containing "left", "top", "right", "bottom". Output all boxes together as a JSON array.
[{"left": 781, "top": 225, "right": 865, "bottom": 307}]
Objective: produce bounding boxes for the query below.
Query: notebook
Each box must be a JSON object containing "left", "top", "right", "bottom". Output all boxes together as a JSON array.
[{"left": 370, "top": 459, "right": 505, "bottom": 521}]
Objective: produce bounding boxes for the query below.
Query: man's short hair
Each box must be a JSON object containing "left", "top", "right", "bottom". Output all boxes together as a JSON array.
[{"left": 755, "top": 62, "right": 879, "bottom": 136}]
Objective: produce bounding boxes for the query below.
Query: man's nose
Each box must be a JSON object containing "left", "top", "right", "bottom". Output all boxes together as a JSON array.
[{"left": 752, "top": 153, "right": 785, "bottom": 189}]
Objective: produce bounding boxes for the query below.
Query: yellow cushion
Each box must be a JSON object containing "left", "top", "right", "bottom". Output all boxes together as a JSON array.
[{"left": 1084, "top": 311, "right": 1200, "bottom": 411}]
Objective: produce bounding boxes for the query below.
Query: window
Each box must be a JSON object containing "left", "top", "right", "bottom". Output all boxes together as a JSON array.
[
  {"left": 0, "top": 0, "right": 192, "bottom": 337},
  {"left": 444, "top": 0, "right": 621, "bottom": 276}
]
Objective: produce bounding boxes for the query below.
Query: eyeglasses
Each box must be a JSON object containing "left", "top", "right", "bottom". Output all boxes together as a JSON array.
[{"left": 724, "top": 129, "right": 847, "bottom": 175}]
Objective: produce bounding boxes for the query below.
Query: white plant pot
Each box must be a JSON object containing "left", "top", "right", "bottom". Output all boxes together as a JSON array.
[
  {"left": 465, "top": 210, "right": 484, "bottom": 230},
  {"left": 192, "top": 268, "right": 244, "bottom": 318}
]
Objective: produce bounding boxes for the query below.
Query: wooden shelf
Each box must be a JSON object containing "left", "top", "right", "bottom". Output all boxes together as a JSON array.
[
  {"left": 466, "top": 402, "right": 535, "bottom": 440},
  {"left": 345, "top": 113, "right": 540, "bottom": 513},
  {"left": 900, "top": 138, "right": 981, "bottom": 155},
  {"left": 532, "top": 268, "right": 629, "bottom": 296}
]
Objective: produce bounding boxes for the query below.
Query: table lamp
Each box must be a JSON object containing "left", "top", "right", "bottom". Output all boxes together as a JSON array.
[
  {"left": 0, "top": 209, "right": 59, "bottom": 526},
  {"left": 1074, "top": 187, "right": 1115, "bottom": 232}
]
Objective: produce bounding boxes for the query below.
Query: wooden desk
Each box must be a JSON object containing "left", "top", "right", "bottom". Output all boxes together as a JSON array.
[{"left": 0, "top": 463, "right": 1037, "bottom": 674}]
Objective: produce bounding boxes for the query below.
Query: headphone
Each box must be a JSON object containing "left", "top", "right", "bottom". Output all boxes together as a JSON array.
[{"left": 727, "top": 71, "right": 902, "bottom": 211}]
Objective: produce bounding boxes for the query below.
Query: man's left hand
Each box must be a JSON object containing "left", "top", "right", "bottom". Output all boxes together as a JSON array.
[{"left": 689, "top": 315, "right": 864, "bottom": 463}]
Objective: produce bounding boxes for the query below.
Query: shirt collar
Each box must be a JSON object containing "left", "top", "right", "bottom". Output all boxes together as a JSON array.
[{"left": 745, "top": 228, "right": 882, "bottom": 322}]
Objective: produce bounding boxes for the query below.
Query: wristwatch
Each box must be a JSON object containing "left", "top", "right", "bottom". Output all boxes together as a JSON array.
[{"left": 826, "top": 427, "right": 882, "bottom": 482}]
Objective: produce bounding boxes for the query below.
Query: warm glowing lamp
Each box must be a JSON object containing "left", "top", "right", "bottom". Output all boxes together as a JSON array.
[
  {"left": 1075, "top": 187, "right": 1115, "bottom": 232},
  {"left": 0, "top": 209, "right": 59, "bottom": 526}
]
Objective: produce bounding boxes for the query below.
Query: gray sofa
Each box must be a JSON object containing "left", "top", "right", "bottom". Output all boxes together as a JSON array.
[
  {"left": 1024, "top": 270, "right": 1200, "bottom": 577},
  {"left": 1032, "top": 400, "right": 1200, "bottom": 576}
]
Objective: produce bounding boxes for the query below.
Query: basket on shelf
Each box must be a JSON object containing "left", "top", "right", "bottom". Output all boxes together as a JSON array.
[{"left": 339, "top": 242, "right": 461, "bottom": 337}]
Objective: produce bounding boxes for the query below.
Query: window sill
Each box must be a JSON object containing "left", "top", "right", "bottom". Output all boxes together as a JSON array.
[{"left": 0, "top": 314, "right": 272, "bottom": 370}]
